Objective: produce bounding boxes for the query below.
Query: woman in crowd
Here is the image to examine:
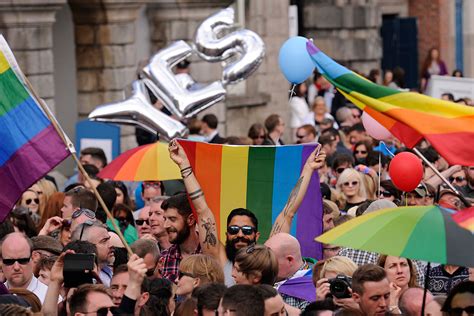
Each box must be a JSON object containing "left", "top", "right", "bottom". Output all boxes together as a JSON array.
[
  {"left": 248, "top": 123, "right": 266, "bottom": 145},
  {"left": 379, "top": 180, "right": 401, "bottom": 205},
  {"left": 111, "top": 203, "right": 138, "bottom": 245},
  {"left": 353, "top": 140, "right": 373, "bottom": 165},
  {"left": 175, "top": 254, "right": 225, "bottom": 298},
  {"left": 17, "top": 189, "right": 40, "bottom": 223},
  {"left": 38, "top": 191, "right": 65, "bottom": 231},
  {"left": 377, "top": 255, "right": 419, "bottom": 308},
  {"left": 289, "top": 83, "right": 310, "bottom": 140},
  {"left": 315, "top": 256, "right": 358, "bottom": 301},
  {"left": 232, "top": 245, "right": 278, "bottom": 286},
  {"left": 421, "top": 47, "right": 448, "bottom": 91},
  {"left": 108, "top": 180, "right": 133, "bottom": 209},
  {"left": 304, "top": 96, "right": 336, "bottom": 132},
  {"left": 336, "top": 169, "right": 368, "bottom": 212}
]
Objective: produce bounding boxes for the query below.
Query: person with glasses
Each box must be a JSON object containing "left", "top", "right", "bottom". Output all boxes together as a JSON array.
[
  {"left": 353, "top": 140, "right": 372, "bottom": 165},
  {"left": 336, "top": 169, "right": 367, "bottom": 212},
  {"left": 248, "top": 123, "right": 266, "bottom": 146},
  {"left": 168, "top": 140, "right": 326, "bottom": 287},
  {"left": 379, "top": 180, "right": 401, "bottom": 205},
  {"left": 441, "top": 281, "right": 474, "bottom": 316},
  {"left": 61, "top": 187, "right": 98, "bottom": 221},
  {"left": 449, "top": 169, "right": 468, "bottom": 188},
  {"left": 295, "top": 125, "right": 317, "bottom": 144},
  {"left": 1, "top": 232, "right": 49, "bottom": 303},
  {"left": 330, "top": 153, "right": 355, "bottom": 185},
  {"left": 17, "top": 189, "right": 40, "bottom": 223},
  {"left": 135, "top": 206, "right": 152, "bottom": 239}
]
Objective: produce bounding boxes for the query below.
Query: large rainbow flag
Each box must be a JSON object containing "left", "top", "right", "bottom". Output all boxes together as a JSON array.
[
  {"left": 0, "top": 35, "right": 70, "bottom": 221},
  {"left": 306, "top": 40, "right": 474, "bottom": 166},
  {"left": 178, "top": 140, "right": 323, "bottom": 259}
]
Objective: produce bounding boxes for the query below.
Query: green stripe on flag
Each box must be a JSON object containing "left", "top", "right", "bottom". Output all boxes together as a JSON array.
[
  {"left": 334, "top": 73, "right": 399, "bottom": 99},
  {"left": 0, "top": 68, "right": 30, "bottom": 116},
  {"left": 246, "top": 146, "right": 276, "bottom": 241}
]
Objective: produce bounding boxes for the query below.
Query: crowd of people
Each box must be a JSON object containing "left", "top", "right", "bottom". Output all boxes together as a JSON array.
[{"left": 1, "top": 51, "right": 474, "bottom": 316}]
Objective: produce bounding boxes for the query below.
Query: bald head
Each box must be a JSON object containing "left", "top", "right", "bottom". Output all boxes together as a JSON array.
[
  {"left": 400, "top": 287, "right": 434, "bottom": 316},
  {"left": 265, "top": 233, "right": 303, "bottom": 280}
]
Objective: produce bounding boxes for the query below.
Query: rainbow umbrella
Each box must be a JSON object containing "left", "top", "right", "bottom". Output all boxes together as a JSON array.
[
  {"left": 98, "top": 142, "right": 180, "bottom": 181},
  {"left": 452, "top": 206, "right": 474, "bottom": 232},
  {"left": 316, "top": 205, "right": 474, "bottom": 267}
]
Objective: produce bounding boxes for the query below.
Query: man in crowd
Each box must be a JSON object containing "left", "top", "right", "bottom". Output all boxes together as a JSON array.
[
  {"left": 61, "top": 187, "right": 98, "bottom": 220},
  {"left": 71, "top": 221, "right": 114, "bottom": 286},
  {"left": 265, "top": 233, "right": 315, "bottom": 309},
  {"left": 149, "top": 196, "right": 171, "bottom": 251},
  {"left": 131, "top": 239, "right": 160, "bottom": 277},
  {"left": 1, "top": 233, "right": 49, "bottom": 303},
  {"left": 201, "top": 113, "right": 225, "bottom": 144},
  {"left": 399, "top": 287, "right": 434, "bottom": 316},
  {"left": 110, "top": 265, "right": 129, "bottom": 306},
  {"left": 335, "top": 106, "right": 358, "bottom": 128},
  {"left": 135, "top": 205, "right": 152, "bottom": 238},
  {"left": 193, "top": 283, "right": 227, "bottom": 316},
  {"left": 263, "top": 114, "right": 285, "bottom": 145},
  {"left": 79, "top": 147, "right": 108, "bottom": 170},
  {"left": 31, "top": 235, "right": 63, "bottom": 276},
  {"left": 159, "top": 192, "right": 201, "bottom": 282},
  {"left": 295, "top": 124, "right": 317, "bottom": 144},
  {"left": 134, "top": 180, "right": 164, "bottom": 218},
  {"left": 218, "top": 284, "right": 265, "bottom": 316}
]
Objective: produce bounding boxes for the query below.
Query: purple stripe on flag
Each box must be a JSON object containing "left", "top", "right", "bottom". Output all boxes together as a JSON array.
[
  {"left": 297, "top": 146, "right": 323, "bottom": 260},
  {"left": 0, "top": 124, "right": 69, "bottom": 221}
]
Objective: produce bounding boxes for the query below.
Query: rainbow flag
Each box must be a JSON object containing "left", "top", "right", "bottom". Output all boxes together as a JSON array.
[
  {"left": 0, "top": 36, "right": 70, "bottom": 221},
  {"left": 306, "top": 40, "right": 474, "bottom": 166},
  {"left": 178, "top": 140, "right": 323, "bottom": 259},
  {"left": 451, "top": 206, "right": 474, "bottom": 232}
]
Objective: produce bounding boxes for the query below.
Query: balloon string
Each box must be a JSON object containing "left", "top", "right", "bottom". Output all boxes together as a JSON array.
[
  {"left": 405, "top": 192, "right": 408, "bottom": 207},
  {"left": 377, "top": 150, "right": 381, "bottom": 198},
  {"left": 288, "top": 84, "right": 296, "bottom": 105}
]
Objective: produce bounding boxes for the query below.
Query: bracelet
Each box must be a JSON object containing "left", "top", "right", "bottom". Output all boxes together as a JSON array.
[
  {"left": 189, "top": 189, "right": 204, "bottom": 200},
  {"left": 180, "top": 166, "right": 193, "bottom": 178}
]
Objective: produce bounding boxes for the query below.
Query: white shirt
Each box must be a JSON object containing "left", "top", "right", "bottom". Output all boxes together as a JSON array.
[
  {"left": 5, "top": 275, "right": 49, "bottom": 304},
  {"left": 289, "top": 96, "right": 310, "bottom": 128}
]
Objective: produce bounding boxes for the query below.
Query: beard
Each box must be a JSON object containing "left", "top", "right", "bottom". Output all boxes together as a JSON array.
[
  {"left": 225, "top": 236, "right": 256, "bottom": 262},
  {"left": 168, "top": 224, "right": 191, "bottom": 245}
]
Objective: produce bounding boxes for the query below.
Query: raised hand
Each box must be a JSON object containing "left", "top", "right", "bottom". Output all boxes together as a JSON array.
[
  {"left": 50, "top": 250, "right": 75, "bottom": 284},
  {"left": 39, "top": 216, "right": 64, "bottom": 236},
  {"left": 168, "top": 139, "right": 190, "bottom": 168},
  {"left": 305, "top": 144, "right": 326, "bottom": 171}
]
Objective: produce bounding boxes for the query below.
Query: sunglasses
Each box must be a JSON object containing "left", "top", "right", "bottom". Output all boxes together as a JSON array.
[
  {"left": 3, "top": 257, "right": 31, "bottom": 266},
  {"left": 178, "top": 270, "right": 196, "bottom": 279},
  {"left": 296, "top": 134, "right": 306, "bottom": 139},
  {"left": 72, "top": 208, "right": 96, "bottom": 220},
  {"left": 135, "top": 219, "right": 150, "bottom": 226},
  {"left": 343, "top": 181, "right": 359, "bottom": 187},
  {"left": 253, "top": 135, "right": 265, "bottom": 140},
  {"left": 25, "top": 198, "right": 39, "bottom": 205},
  {"left": 449, "top": 176, "right": 466, "bottom": 182},
  {"left": 79, "top": 220, "right": 95, "bottom": 241},
  {"left": 227, "top": 225, "right": 255, "bottom": 236},
  {"left": 355, "top": 150, "right": 367, "bottom": 154},
  {"left": 336, "top": 167, "right": 346, "bottom": 174},
  {"left": 380, "top": 191, "right": 393, "bottom": 197},
  {"left": 93, "top": 306, "right": 121, "bottom": 316},
  {"left": 353, "top": 114, "right": 361, "bottom": 118},
  {"left": 445, "top": 306, "right": 474, "bottom": 316}
]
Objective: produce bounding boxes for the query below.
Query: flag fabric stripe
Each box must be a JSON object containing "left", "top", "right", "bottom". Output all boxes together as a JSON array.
[
  {"left": 0, "top": 35, "right": 70, "bottom": 220},
  {"left": 0, "top": 68, "right": 30, "bottom": 115},
  {"left": 155, "top": 142, "right": 181, "bottom": 180},
  {"left": 307, "top": 40, "right": 474, "bottom": 165},
  {"left": 195, "top": 143, "right": 222, "bottom": 234},
  {"left": 271, "top": 146, "right": 302, "bottom": 235},
  {"left": 116, "top": 146, "right": 149, "bottom": 180},
  {"left": 99, "top": 145, "right": 146, "bottom": 180},
  {"left": 246, "top": 146, "right": 276, "bottom": 243},
  {"left": 0, "top": 96, "right": 51, "bottom": 165},
  {"left": 0, "top": 125, "right": 68, "bottom": 221},
  {"left": 220, "top": 146, "right": 249, "bottom": 241}
]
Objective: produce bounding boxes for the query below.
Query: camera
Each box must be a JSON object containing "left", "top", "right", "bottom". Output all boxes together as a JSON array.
[
  {"left": 63, "top": 253, "right": 95, "bottom": 288},
  {"left": 328, "top": 275, "right": 352, "bottom": 299}
]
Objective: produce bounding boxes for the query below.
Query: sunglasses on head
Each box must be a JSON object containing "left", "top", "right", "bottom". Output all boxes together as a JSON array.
[
  {"left": 72, "top": 208, "right": 96, "bottom": 220},
  {"left": 144, "top": 182, "right": 161, "bottom": 189},
  {"left": 93, "top": 306, "right": 121, "bottom": 316},
  {"left": 135, "top": 219, "right": 150, "bottom": 226},
  {"left": 380, "top": 191, "right": 393, "bottom": 197},
  {"left": 25, "top": 198, "right": 39, "bottom": 205},
  {"left": 343, "top": 181, "right": 359, "bottom": 187},
  {"left": 227, "top": 225, "right": 255, "bottom": 236},
  {"left": 3, "top": 257, "right": 31, "bottom": 266},
  {"left": 449, "top": 176, "right": 466, "bottom": 182}
]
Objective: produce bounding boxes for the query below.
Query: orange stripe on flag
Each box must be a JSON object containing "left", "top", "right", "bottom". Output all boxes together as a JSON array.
[{"left": 115, "top": 146, "right": 150, "bottom": 180}]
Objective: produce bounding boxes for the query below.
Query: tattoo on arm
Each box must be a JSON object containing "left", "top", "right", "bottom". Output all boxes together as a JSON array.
[
  {"left": 201, "top": 218, "right": 217, "bottom": 247},
  {"left": 271, "top": 221, "right": 282, "bottom": 235},
  {"left": 283, "top": 176, "right": 304, "bottom": 216}
]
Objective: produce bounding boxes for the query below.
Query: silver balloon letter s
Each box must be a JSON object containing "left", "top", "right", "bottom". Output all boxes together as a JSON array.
[
  {"left": 141, "top": 40, "right": 226, "bottom": 119},
  {"left": 88, "top": 80, "right": 187, "bottom": 141},
  {"left": 194, "top": 7, "right": 265, "bottom": 85}
]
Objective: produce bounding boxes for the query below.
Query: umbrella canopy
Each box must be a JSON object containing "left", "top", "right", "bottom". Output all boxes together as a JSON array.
[
  {"left": 98, "top": 142, "right": 180, "bottom": 181},
  {"left": 316, "top": 205, "right": 474, "bottom": 267},
  {"left": 452, "top": 206, "right": 474, "bottom": 233}
]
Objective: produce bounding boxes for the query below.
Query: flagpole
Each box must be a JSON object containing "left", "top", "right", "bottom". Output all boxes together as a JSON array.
[
  {"left": 413, "top": 148, "right": 471, "bottom": 207},
  {"left": 23, "top": 78, "right": 133, "bottom": 256}
]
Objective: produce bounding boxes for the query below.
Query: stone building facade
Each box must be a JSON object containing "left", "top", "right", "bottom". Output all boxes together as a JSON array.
[{"left": 0, "top": 0, "right": 471, "bottom": 176}]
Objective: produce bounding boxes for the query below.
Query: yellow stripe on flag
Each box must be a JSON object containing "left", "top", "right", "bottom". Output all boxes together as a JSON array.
[{"left": 0, "top": 51, "right": 10, "bottom": 74}]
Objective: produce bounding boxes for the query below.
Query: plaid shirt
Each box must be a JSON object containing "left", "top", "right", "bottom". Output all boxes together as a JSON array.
[{"left": 159, "top": 243, "right": 201, "bottom": 283}]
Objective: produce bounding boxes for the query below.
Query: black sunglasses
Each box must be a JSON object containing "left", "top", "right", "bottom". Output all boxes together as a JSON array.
[
  {"left": 94, "top": 306, "right": 121, "bottom": 316},
  {"left": 336, "top": 167, "right": 346, "bottom": 174},
  {"left": 343, "top": 181, "right": 359, "bottom": 187},
  {"left": 72, "top": 208, "right": 96, "bottom": 220},
  {"left": 3, "top": 257, "right": 31, "bottom": 266},
  {"left": 178, "top": 270, "right": 196, "bottom": 279},
  {"left": 449, "top": 176, "right": 466, "bottom": 182},
  {"left": 25, "top": 198, "right": 39, "bottom": 205},
  {"left": 135, "top": 219, "right": 150, "bottom": 226},
  {"left": 354, "top": 150, "right": 367, "bottom": 154},
  {"left": 445, "top": 306, "right": 474, "bottom": 316},
  {"left": 253, "top": 135, "right": 265, "bottom": 140},
  {"left": 79, "top": 220, "right": 95, "bottom": 241},
  {"left": 227, "top": 225, "right": 255, "bottom": 236},
  {"left": 380, "top": 191, "right": 393, "bottom": 197}
]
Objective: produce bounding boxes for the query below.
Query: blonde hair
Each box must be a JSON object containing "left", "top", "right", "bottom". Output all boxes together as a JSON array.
[
  {"left": 234, "top": 245, "right": 278, "bottom": 285},
  {"left": 336, "top": 168, "right": 367, "bottom": 200},
  {"left": 179, "top": 254, "right": 225, "bottom": 285},
  {"left": 361, "top": 173, "right": 378, "bottom": 200},
  {"left": 312, "top": 96, "right": 327, "bottom": 111},
  {"left": 320, "top": 256, "right": 358, "bottom": 279}
]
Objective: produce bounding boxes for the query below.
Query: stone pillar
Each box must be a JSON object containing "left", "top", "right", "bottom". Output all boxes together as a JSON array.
[
  {"left": 0, "top": 0, "right": 66, "bottom": 113},
  {"left": 463, "top": 0, "right": 474, "bottom": 77},
  {"left": 68, "top": 0, "right": 146, "bottom": 118}
]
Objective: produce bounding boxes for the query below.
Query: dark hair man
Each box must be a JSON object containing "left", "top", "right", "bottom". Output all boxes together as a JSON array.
[
  {"left": 296, "top": 124, "right": 317, "bottom": 144},
  {"left": 218, "top": 284, "right": 265, "bottom": 316},
  {"left": 350, "top": 264, "right": 392, "bottom": 316},
  {"left": 159, "top": 192, "right": 200, "bottom": 283},
  {"left": 168, "top": 140, "right": 326, "bottom": 286},
  {"left": 202, "top": 114, "right": 225, "bottom": 144},
  {"left": 193, "top": 283, "right": 227, "bottom": 316},
  {"left": 130, "top": 239, "right": 160, "bottom": 277},
  {"left": 80, "top": 147, "right": 107, "bottom": 170},
  {"left": 263, "top": 114, "right": 285, "bottom": 145},
  {"left": 61, "top": 187, "right": 97, "bottom": 220}
]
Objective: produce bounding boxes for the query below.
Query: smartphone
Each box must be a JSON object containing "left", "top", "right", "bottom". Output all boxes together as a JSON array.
[{"left": 63, "top": 253, "right": 95, "bottom": 288}]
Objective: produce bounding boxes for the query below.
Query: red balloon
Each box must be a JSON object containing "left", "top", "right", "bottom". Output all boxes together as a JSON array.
[{"left": 389, "top": 152, "right": 423, "bottom": 192}]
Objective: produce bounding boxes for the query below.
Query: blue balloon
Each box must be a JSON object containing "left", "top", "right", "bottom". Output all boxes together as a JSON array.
[{"left": 278, "top": 36, "right": 315, "bottom": 84}]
